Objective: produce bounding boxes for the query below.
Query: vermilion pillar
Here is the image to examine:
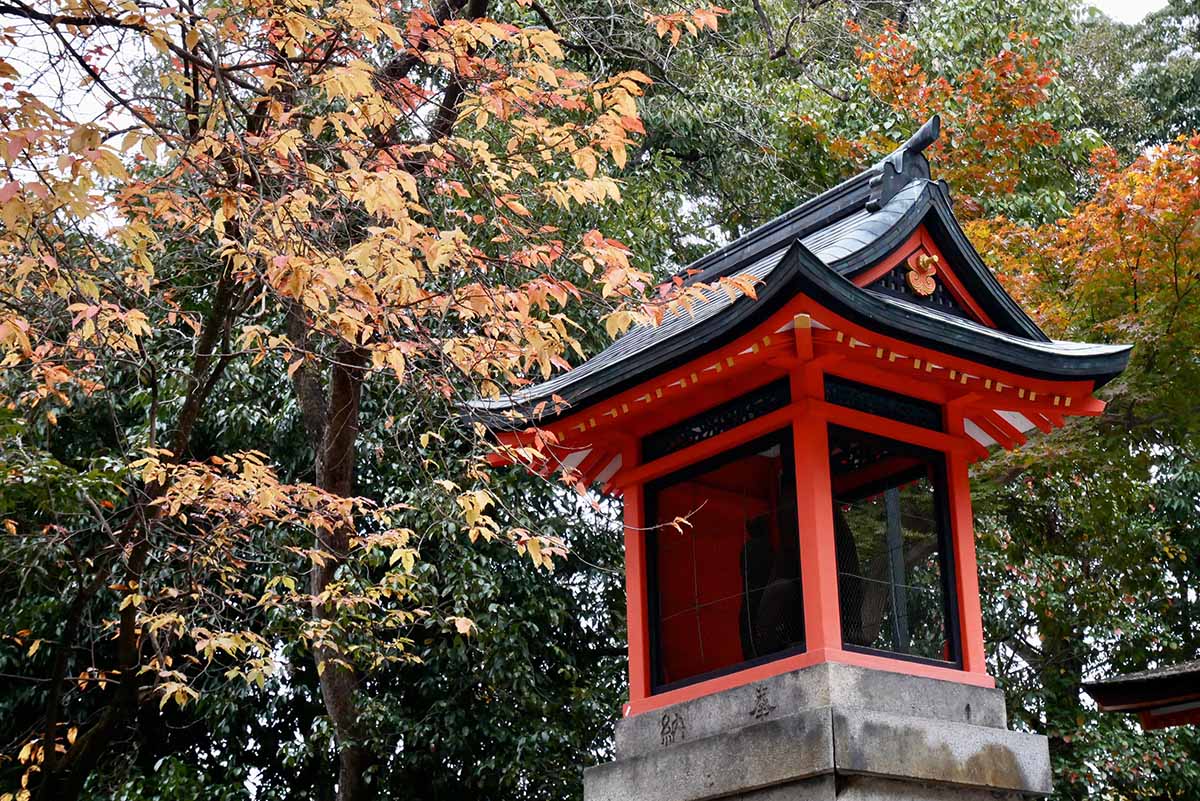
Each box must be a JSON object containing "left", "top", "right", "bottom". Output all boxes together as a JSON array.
[
  {"left": 790, "top": 367, "right": 842, "bottom": 659},
  {"left": 945, "top": 406, "right": 988, "bottom": 677},
  {"left": 621, "top": 442, "right": 652, "bottom": 707}
]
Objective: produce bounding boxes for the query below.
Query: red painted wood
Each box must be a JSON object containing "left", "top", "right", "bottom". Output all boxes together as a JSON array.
[
  {"left": 1027, "top": 412, "right": 1054, "bottom": 434},
  {"left": 546, "top": 314, "right": 800, "bottom": 445},
  {"left": 851, "top": 232, "right": 924, "bottom": 287},
  {"left": 793, "top": 313, "right": 814, "bottom": 360},
  {"left": 523, "top": 293, "right": 1096, "bottom": 478},
  {"left": 830, "top": 455, "right": 924, "bottom": 498},
  {"left": 623, "top": 644, "right": 995, "bottom": 716},
  {"left": 613, "top": 403, "right": 801, "bottom": 489},
  {"left": 944, "top": 407, "right": 989, "bottom": 678},
  {"left": 618, "top": 361, "right": 793, "bottom": 440},
  {"left": 973, "top": 414, "right": 1018, "bottom": 451},
  {"left": 823, "top": 358, "right": 951, "bottom": 405},
  {"left": 791, "top": 366, "right": 843, "bottom": 657},
  {"left": 622, "top": 440, "right": 653, "bottom": 707},
  {"left": 808, "top": 329, "right": 1094, "bottom": 404},
  {"left": 1139, "top": 707, "right": 1200, "bottom": 730},
  {"left": 850, "top": 226, "right": 997, "bottom": 328},
  {"left": 815, "top": 398, "right": 972, "bottom": 455},
  {"left": 575, "top": 445, "right": 614, "bottom": 487},
  {"left": 915, "top": 230, "right": 998, "bottom": 328},
  {"left": 981, "top": 410, "right": 1028, "bottom": 449}
]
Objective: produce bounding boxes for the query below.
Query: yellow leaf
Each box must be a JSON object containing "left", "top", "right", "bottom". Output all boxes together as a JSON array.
[
  {"left": 526, "top": 536, "right": 543, "bottom": 564},
  {"left": 68, "top": 125, "right": 101, "bottom": 154},
  {"left": 612, "top": 143, "right": 627, "bottom": 169},
  {"left": 284, "top": 14, "right": 307, "bottom": 42},
  {"left": 573, "top": 147, "right": 598, "bottom": 178}
]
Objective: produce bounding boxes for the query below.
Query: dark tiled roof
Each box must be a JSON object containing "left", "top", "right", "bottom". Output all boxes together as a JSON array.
[
  {"left": 1087, "top": 659, "right": 1200, "bottom": 687},
  {"left": 468, "top": 116, "right": 1133, "bottom": 427},
  {"left": 1083, "top": 659, "right": 1200, "bottom": 711}
]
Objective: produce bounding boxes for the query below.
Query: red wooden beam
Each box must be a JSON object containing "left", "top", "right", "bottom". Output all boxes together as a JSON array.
[
  {"left": 621, "top": 438, "right": 652, "bottom": 710},
  {"left": 973, "top": 414, "right": 1018, "bottom": 451},
  {"left": 849, "top": 225, "right": 996, "bottom": 328},
  {"left": 981, "top": 410, "right": 1028, "bottom": 449}
]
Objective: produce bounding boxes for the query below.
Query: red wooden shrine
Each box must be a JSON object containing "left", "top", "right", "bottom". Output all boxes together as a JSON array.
[
  {"left": 471, "top": 117, "right": 1132, "bottom": 717},
  {"left": 1084, "top": 660, "right": 1200, "bottom": 730}
]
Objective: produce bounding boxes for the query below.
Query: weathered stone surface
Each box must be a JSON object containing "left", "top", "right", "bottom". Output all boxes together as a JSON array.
[
  {"left": 728, "top": 775, "right": 836, "bottom": 801},
  {"left": 727, "top": 776, "right": 1025, "bottom": 801},
  {"left": 587, "top": 664, "right": 1050, "bottom": 801},
  {"left": 834, "top": 776, "right": 1025, "bottom": 801},
  {"left": 615, "top": 663, "right": 1007, "bottom": 760},
  {"left": 585, "top": 707, "right": 834, "bottom": 801},
  {"left": 832, "top": 707, "right": 1052, "bottom": 796},
  {"left": 825, "top": 664, "right": 1006, "bottom": 730}
]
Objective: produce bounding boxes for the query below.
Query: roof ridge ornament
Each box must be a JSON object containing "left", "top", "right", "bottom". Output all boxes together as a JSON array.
[{"left": 866, "top": 114, "right": 941, "bottom": 212}]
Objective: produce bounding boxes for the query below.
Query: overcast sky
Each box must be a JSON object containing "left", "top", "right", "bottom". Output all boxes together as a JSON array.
[{"left": 1089, "top": 0, "right": 1169, "bottom": 23}]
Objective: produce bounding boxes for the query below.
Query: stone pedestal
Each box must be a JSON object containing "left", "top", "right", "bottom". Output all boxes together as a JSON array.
[{"left": 584, "top": 664, "right": 1051, "bottom": 801}]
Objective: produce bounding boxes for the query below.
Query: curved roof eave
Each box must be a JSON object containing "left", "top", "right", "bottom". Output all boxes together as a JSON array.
[
  {"left": 466, "top": 247, "right": 800, "bottom": 429},
  {"left": 789, "top": 242, "right": 1132, "bottom": 386},
  {"left": 469, "top": 242, "right": 1131, "bottom": 429}
]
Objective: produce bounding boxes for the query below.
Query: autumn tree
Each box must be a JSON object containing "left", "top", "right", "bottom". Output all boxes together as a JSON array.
[
  {"left": 959, "top": 140, "right": 1200, "bottom": 799},
  {"left": 0, "top": 0, "right": 744, "bottom": 798},
  {"left": 824, "top": 15, "right": 1200, "bottom": 797},
  {"left": 831, "top": 20, "right": 1069, "bottom": 217}
]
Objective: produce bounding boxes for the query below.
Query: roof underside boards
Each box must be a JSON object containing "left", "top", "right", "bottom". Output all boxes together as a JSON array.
[{"left": 1083, "top": 659, "right": 1200, "bottom": 712}]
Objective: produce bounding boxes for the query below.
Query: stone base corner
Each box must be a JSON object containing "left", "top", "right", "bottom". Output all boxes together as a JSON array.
[{"left": 584, "top": 663, "right": 1050, "bottom": 801}]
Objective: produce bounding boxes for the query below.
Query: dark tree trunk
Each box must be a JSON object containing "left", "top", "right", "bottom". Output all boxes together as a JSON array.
[{"left": 309, "top": 346, "right": 375, "bottom": 801}]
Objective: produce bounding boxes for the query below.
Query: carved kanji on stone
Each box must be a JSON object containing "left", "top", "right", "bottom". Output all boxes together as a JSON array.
[
  {"left": 660, "top": 712, "right": 687, "bottom": 746},
  {"left": 750, "top": 686, "right": 777, "bottom": 720}
]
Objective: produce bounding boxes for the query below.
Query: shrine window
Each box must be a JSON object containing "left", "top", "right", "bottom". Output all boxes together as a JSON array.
[
  {"left": 827, "top": 424, "right": 958, "bottom": 665},
  {"left": 646, "top": 429, "right": 804, "bottom": 691}
]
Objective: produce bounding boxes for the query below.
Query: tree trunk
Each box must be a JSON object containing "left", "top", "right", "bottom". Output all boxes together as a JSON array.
[
  {"left": 311, "top": 345, "right": 375, "bottom": 801},
  {"left": 33, "top": 279, "right": 241, "bottom": 801}
]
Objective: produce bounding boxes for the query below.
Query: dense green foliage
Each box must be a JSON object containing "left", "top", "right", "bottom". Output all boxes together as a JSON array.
[{"left": 2, "top": 0, "right": 1199, "bottom": 799}]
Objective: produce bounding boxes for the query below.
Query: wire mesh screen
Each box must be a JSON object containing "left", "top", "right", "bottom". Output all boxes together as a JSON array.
[
  {"left": 649, "top": 431, "right": 805, "bottom": 688},
  {"left": 828, "top": 424, "right": 954, "bottom": 663}
]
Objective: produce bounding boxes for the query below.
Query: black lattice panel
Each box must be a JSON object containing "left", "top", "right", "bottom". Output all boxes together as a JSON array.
[
  {"left": 642, "top": 379, "right": 791, "bottom": 461},
  {"left": 825, "top": 375, "right": 943, "bottom": 431}
]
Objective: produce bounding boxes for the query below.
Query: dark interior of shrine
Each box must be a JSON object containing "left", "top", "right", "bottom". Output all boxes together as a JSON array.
[{"left": 647, "top": 424, "right": 958, "bottom": 690}]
